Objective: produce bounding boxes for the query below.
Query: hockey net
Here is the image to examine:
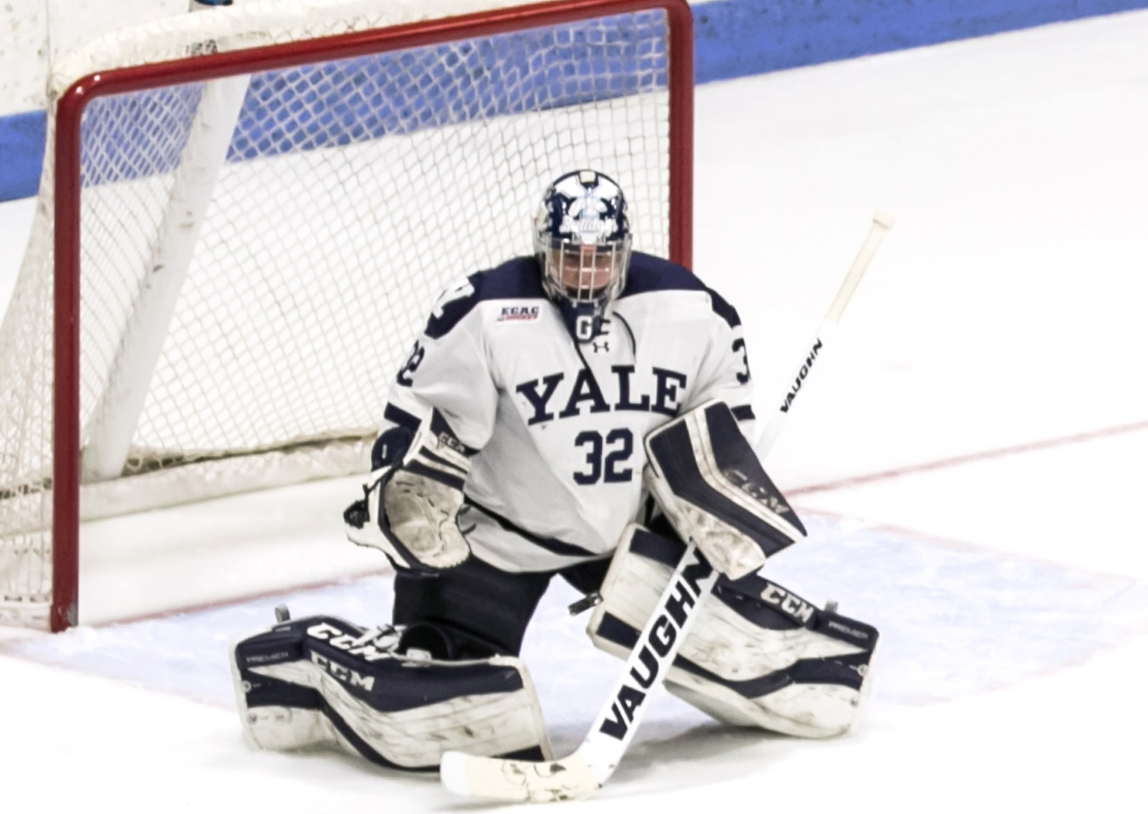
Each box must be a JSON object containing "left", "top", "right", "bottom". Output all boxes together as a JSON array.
[{"left": 0, "top": 0, "right": 693, "bottom": 630}]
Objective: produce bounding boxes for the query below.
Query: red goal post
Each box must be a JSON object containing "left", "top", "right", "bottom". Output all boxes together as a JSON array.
[{"left": 0, "top": 0, "right": 693, "bottom": 631}]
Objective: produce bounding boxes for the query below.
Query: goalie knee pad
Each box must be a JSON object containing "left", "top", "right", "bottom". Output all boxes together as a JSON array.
[
  {"left": 588, "top": 526, "right": 879, "bottom": 738},
  {"left": 231, "top": 614, "right": 551, "bottom": 770}
]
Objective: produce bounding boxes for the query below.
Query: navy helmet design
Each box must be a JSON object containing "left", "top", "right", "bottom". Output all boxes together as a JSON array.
[{"left": 533, "top": 170, "right": 632, "bottom": 342}]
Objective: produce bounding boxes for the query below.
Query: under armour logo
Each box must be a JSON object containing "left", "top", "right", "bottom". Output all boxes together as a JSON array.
[{"left": 591, "top": 340, "right": 611, "bottom": 353}]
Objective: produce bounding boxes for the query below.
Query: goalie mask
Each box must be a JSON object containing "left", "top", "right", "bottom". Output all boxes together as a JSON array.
[{"left": 534, "top": 170, "right": 632, "bottom": 342}]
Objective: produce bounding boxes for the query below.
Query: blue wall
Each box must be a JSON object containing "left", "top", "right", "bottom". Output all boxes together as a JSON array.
[
  {"left": 1, "top": 0, "right": 1145, "bottom": 202},
  {"left": 0, "top": 110, "right": 49, "bottom": 201},
  {"left": 692, "top": 0, "right": 1148, "bottom": 80}
]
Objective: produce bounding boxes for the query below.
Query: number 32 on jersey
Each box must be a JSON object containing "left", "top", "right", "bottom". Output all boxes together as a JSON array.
[{"left": 573, "top": 428, "right": 633, "bottom": 484}]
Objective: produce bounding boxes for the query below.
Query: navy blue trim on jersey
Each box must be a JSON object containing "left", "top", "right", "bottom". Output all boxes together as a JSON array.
[
  {"left": 707, "top": 287, "right": 742, "bottom": 328},
  {"left": 732, "top": 404, "right": 756, "bottom": 422},
  {"left": 465, "top": 499, "right": 600, "bottom": 559},
  {"left": 619, "top": 252, "right": 705, "bottom": 298},
  {"left": 619, "top": 252, "right": 741, "bottom": 329},
  {"left": 424, "top": 257, "right": 547, "bottom": 339}
]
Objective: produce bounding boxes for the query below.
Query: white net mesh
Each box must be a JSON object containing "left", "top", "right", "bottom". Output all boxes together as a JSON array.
[{"left": 0, "top": 0, "right": 679, "bottom": 626}]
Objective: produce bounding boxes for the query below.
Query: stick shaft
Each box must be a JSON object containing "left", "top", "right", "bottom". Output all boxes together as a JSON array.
[
  {"left": 577, "top": 542, "right": 717, "bottom": 782},
  {"left": 826, "top": 212, "right": 895, "bottom": 324},
  {"left": 755, "top": 213, "right": 893, "bottom": 458}
]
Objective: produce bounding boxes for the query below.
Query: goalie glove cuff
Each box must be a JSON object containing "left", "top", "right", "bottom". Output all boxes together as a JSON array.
[
  {"left": 399, "top": 408, "right": 475, "bottom": 491},
  {"left": 345, "top": 409, "right": 475, "bottom": 573},
  {"left": 370, "top": 425, "right": 414, "bottom": 470}
]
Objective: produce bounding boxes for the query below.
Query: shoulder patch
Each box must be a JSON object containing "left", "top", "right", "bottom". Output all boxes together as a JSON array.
[
  {"left": 424, "top": 257, "right": 546, "bottom": 339},
  {"left": 496, "top": 304, "right": 542, "bottom": 322}
]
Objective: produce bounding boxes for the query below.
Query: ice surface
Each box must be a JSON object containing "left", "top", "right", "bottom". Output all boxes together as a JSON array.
[{"left": 3, "top": 8, "right": 1148, "bottom": 811}]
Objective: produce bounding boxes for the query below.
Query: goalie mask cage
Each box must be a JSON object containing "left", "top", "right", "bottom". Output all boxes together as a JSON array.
[{"left": 0, "top": 0, "right": 693, "bottom": 631}]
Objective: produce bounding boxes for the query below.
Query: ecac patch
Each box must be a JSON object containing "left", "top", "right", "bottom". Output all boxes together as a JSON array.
[{"left": 497, "top": 305, "right": 540, "bottom": 322}]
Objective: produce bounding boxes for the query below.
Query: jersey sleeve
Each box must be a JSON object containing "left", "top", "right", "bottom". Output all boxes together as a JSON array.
[
  {"left": 379, "top": 276, "right": 499, "bottom": 451},
  {"left": 684, "top": 288, "right": 756, "bottom": 439}
]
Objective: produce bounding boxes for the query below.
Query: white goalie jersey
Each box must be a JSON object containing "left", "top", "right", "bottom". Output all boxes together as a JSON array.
[{"left": 381, "top": 252, "right": 755, "bottom": 573}]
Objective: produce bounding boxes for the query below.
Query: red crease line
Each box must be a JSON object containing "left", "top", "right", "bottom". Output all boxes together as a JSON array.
[{"left": 788, "top": 419, "right": 1148, "bottom": 497}]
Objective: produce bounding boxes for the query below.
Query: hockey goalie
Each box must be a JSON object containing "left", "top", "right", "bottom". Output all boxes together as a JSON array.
[{"left": 231, "top": 170, "right": 879, "bottom": 775}]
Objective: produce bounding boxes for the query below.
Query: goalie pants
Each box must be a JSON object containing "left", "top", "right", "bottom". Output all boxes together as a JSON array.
[{"left": 393, "top": 553, "right": 610, "bottom": 660}]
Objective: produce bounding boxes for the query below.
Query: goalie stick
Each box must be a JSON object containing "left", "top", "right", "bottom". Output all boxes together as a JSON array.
[
  {"left": 439, "top": 212, "right": 895, "bottom": 802},
  {"left": 755, "top": 212, "right": 896, "bottom": 456}
]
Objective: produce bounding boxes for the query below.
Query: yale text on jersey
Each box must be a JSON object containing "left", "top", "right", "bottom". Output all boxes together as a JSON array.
[{"left": 515, "top": 365, "right": 688, "bottom": 425}]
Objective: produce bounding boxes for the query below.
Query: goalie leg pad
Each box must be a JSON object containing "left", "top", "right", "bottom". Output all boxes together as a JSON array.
[
  {"left": 588, "top": 526, "right": 879, "bottom": 738},
  {"left": 645, "top": 400, "right": 806, "bottom": 579},
  {"left": 231, "top": 615, "right": 552, "bottom": 770}
]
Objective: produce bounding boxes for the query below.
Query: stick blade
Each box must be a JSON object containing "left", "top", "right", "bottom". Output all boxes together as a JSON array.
[{"left": 440, "top": 749, "right": 601, "bottom": 803}]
